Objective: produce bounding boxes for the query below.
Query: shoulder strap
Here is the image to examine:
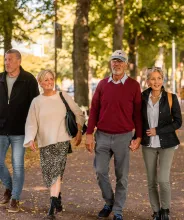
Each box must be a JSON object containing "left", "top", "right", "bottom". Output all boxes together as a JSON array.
[
  {"left": 59, "top": 92, "right": 71, "bottom": 112},
  {"left": 167, "top": 92, "right": 172, "bottom": 114}
]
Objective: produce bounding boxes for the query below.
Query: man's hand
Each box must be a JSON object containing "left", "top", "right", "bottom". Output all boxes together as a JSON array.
[
  {"left": 146, "top": 128, "right": 156, "bottom": 136},
  {"left": 129, "top": 137, "right": 141, "bottom": 152},
  {"left": 85, "top": 134, "right": 95, "bottom": 153},
  {"left": 74, "top": 131, "right": 82, "bottom": 146},
  {"left": 28, "top": 140, "right": 36, "bottom": 152}
]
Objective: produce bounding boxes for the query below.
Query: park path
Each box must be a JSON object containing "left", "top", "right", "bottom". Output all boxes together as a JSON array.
[{"left": 0, "top": 106, "right": 184, "bottom": 220}]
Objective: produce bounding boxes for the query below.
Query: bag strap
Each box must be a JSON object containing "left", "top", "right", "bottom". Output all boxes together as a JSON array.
[
  {"left": 167, "top": 92, "right": 179, "bottom": 135},
  {"left": 167, "top": 92, "right": 172, "bottom": 114},
  {"left": 59, "top": 92, "right": 71, "bottom": 112}
]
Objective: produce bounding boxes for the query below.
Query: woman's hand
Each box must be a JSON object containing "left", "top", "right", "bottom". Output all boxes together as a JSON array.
[
  {"left": 146, "top": 128, "right": 156, "bottom": 136},
  {"left": 74, "top": 130, "right": 82, "bottom": 146},
  {"left": 28, "top": 140, "right": 37, "bottom": 152}
]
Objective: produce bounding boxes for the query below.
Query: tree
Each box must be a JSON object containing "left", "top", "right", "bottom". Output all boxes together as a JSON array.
[
  {"left": 73, "top": 0, "right": 91, "bottom": 107},
  {"left": 124, "top": 0, "right": 184, "bottom": 78},
  {"left": 113, "top": 0, "right": 124, "bottom": 51},
  {"left": 0, "top": 0, "right": 17, "bottom": 52},
  {"left": 0, "top": 0, "right": 54, "bottom": 53},
  {"left": 124, "top": 0, "right": 144, "bottom": 78}
]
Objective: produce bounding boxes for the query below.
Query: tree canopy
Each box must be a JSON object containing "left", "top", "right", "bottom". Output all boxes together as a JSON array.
[{"left": 0, "top": 0, "right": 184, "bottom": 105}]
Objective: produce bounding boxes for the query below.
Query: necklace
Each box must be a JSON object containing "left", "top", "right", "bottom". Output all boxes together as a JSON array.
[{"left": 151, "top": 93, "right": 161, "bottom": 99}]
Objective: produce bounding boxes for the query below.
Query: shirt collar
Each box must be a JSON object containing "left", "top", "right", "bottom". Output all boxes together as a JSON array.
[{"left": 108, "top": 73, "right": 128, "bottom": 84}]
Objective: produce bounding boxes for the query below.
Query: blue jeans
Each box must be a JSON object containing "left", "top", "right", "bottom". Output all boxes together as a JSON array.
[{"left": 0, "top": 135, "right": 25, "bottom": 200}]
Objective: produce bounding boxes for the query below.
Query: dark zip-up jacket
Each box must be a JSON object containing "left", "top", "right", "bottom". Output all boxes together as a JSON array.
[
  {"left": 0, "top": 66, "right": 39, "bottom": 135},
  {"left": 141, "top": 87, "right": 182, "bottom": 148}
]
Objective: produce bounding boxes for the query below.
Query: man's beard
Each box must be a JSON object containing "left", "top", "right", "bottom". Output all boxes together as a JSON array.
[{"left": 112, "top": 69, "right": 124, "bottom": 75}]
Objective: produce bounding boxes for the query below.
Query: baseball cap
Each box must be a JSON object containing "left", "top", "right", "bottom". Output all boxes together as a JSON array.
[{"left": 110, "top": 50, "right": 128, "bottom": 63}]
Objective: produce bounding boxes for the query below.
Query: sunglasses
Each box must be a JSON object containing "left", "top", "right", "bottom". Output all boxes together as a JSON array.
[{"left": 147, "top": 67, "right": 163, "bottom": 74}]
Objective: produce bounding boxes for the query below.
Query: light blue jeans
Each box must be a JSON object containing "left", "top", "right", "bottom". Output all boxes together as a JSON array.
[{"left": 0, "top": 135, "right": 25, "bottom": 200}]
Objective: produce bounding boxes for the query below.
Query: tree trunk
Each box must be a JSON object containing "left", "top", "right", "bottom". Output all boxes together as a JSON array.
[
  {"left": 180, "top": 50, "right": 184, "bottom": 63},
  {"left": 4, "top": 28, "right": 12, "bottom": 53},
  {"left": 73, "top": 0, "right": 90, "bottom": 108},
  {"left": 113, "top": 0, "right": 124, "bottom": 51},
  {"left": 128, "top": 31, "right": 137, "bottom": 79},
  {"left": 2, "top": 0, "right": 15, "bottom": 53}
]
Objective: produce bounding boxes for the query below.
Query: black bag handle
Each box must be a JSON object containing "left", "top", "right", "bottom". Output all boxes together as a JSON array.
[
  {"left": 59, "top": 91, "right": 87, "bottom": 135},
  {"left": 59, "top": 92, "right": 71, "bottom": 112}
]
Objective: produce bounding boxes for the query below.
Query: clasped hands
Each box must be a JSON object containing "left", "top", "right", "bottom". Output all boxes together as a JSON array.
[
  {"left": 129, "top": 128, "right": 156, "bottom": 152},
  {"left": 129, "top": 137, "right": 141, "bottom": 152}
]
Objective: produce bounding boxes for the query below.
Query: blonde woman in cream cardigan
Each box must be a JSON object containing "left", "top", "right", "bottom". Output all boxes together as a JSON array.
[{"left": 24, "top": 69, "right": 85, "bottom": 220}]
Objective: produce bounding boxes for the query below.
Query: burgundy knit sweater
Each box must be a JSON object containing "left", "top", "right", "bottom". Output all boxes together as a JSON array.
[{"left": 87, "top": 77, "right": 142, "bottom": 137}]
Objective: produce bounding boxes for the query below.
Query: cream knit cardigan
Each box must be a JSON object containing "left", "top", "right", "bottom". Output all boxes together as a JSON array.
[{"left": 24, "top": 91, "right": 85, "bottom": 148}]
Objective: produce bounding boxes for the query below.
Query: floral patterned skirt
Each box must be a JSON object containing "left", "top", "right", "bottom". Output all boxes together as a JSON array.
[{"left": 39, "top": 141, "right": 69, "bottom": 188}]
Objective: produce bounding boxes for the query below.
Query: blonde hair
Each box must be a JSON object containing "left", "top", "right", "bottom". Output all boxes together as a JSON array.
[
  {"left": 37, "top": 69, "right": 55, "bottom": 82},
  {"left": 146, "top": 67, "right": 164, "bottom": 80}
]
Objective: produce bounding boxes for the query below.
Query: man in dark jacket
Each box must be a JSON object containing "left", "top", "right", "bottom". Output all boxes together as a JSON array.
[{"left": 0, "top": 49, "right": 39, "bottom": 212}]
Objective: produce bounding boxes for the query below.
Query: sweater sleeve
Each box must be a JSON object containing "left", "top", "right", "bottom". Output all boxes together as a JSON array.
[
  {"left": 24, "top": 99, "right": 38, "bottom": 147},
  {"left": 62, "top": 91, "right": 85, "bottom": 127},
  {"left": 86, "top": 81, "right": 102, "bottom": 134},
  {"left": 132, "top": 83, "right": 142, "bottom": 138}
]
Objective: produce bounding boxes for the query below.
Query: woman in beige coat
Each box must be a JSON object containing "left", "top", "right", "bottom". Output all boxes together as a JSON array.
[{"left": 24, "top": 69, "right": 85, "bottom": 219}]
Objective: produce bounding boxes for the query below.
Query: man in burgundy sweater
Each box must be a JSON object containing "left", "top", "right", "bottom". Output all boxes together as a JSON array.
[{"left": 86, "top": 50, "right": 142, "bottom": 220}]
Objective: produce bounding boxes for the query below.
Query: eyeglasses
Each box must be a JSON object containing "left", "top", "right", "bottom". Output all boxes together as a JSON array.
[{"left": 147, "top": 67, "right": 163, "bottom": 73}]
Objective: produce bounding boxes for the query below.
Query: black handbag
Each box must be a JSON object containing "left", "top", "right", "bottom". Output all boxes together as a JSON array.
[{"left": 59, "top": 92, "right": 87, "bottom": 138}]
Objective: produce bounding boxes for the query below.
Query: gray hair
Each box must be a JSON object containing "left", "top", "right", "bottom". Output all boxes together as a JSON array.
[
  {"left": 146, "top": 67, "right": 164, "bottom": 80},
  {"left": 37, "top": 69, "right": 55, "bottom": 82},
  {"left": 5, "top": 49, "right": 21, "bottom": 60}
]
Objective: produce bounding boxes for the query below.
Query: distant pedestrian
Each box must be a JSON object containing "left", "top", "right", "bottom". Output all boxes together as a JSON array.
[
  {"left": 86, "top": 50, "right": 142, "bottom": 220},
  {"left": 141, "top": 67, "right": 182, "bottom": 220},
  {"left": 0, "top": 49, "right": 39, "bottom": 212},
  {"left": 24, "top": 69, "right": 85, "bottom": 219}
]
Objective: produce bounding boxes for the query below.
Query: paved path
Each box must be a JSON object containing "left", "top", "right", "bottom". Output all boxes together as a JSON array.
[{"left": 0, "top": 109, "right": 183, "bottom": 220}]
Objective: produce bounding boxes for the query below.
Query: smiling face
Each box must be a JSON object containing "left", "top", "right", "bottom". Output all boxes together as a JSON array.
[
  {"left": 111, "top": 59, "right": 127, "bottom": 77},
  {"left": 147, "top": 71, "right": 163, "bottom": 92},
  {"left": 39, "top": 72, "right": 55, "bottom": 92}
]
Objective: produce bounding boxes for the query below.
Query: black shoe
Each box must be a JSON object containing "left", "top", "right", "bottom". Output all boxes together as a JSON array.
[
  {"left": 161, "top": 208, "right": 170, "bottom": 220},
  {"left": 113, "top": 214, "right": 123, "bottom": 220},
  {"left": 55, "top": 192, "right": 62, "bottom": 213},
  {"left": 152, "top": 211, "right": 161, "bottom": 220},
  {"left": 44, "top": 197, "right": 58, "bottom": 219},
  {"left": 98, "top": 204, "right": 113, "bottom": 218}
]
